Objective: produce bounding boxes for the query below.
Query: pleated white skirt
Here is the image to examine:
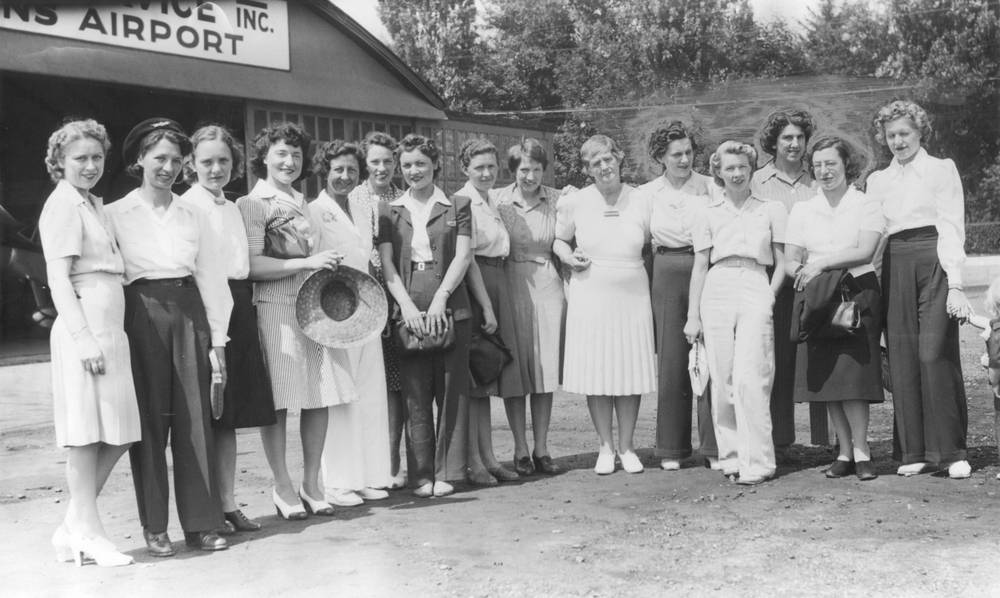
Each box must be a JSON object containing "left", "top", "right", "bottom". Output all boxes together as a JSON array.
[
  {"left": 562, "top": 259, "right": 656, "bottom": 395},
  {"left": 50, "top": 273, "right": 140, "bottom": 446}
]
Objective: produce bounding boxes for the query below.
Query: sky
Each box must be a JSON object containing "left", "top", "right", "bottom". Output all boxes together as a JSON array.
[{"left": 331, "top": 0, "right": 821, "bottom": 45}]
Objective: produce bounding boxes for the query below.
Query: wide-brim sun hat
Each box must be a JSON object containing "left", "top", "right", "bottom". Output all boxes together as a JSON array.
[
  {"left": 122, "top": 117, "right": 186, "bottom": 165},
  {"left": 295, "top": 266, "right": 388, "bottom": 349}
]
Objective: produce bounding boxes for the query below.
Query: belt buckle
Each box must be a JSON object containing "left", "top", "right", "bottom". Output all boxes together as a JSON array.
[
  {"left": 532, "top": 257, "right": 546, "bottom": 265},
  {"left": 415, "top": 262, "right": 426, "bottom": 271}
]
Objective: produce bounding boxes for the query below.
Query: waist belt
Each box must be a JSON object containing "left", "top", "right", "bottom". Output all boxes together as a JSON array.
[
  {"left": 131, "top": 276, "right": 195, "bottom": 287},
  {"left": 475, "top": 255, "right": 506, "bottom": 267},
  {"left": 510, "top": 254, "right": 551, "bottom": 265},
  {"left": 655, "top": 245, "right": 694, "bottom": 255},
  {"left": 411, "top": 260, "right": 436, "bottom": 271},
  {"left": 712, "top": 256, "right": 764, "bottom": 270}
]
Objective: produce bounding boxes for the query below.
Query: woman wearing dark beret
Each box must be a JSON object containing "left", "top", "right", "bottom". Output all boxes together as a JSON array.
[{"left": 106, "top": 118, "right": 232, "bottom": 556}]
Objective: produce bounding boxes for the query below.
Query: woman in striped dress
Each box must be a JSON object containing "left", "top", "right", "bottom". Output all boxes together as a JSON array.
[{"left": 236, "top": 122, "right": 351, "bottom": 519}]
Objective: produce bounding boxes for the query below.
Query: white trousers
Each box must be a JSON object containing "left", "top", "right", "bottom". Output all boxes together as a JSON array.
[{"left": 701, "top": 265, "right": 776, "bottom": 478}]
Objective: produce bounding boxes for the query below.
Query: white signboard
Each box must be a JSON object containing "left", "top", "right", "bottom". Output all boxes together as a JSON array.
[{"left": 0, "top": 1, "right": 290, "bottom": 71}]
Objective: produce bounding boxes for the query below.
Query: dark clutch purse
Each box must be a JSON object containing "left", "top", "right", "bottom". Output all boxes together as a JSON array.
[
  {"left": 469, "top": 331, "right": 513, "bottom": 387},
  {"left": 264, "top": 215, "right": 311, "bottom": 259},
  {"left": 393, "top": 309, "right": 456, "bottom": 355}
]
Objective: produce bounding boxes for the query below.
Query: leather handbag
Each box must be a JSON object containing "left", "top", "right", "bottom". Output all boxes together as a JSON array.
[
  {"left": 393, "top": 309, "right": 456, "bottom": 355},
  {"left": 818, "top": 283, "right": 861, "bottom": 338},
  {"left": 264, "top": 215, "right": 311, "bottom": 259}
]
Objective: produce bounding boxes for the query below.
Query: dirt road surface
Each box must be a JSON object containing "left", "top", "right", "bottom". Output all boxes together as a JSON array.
[{"left": 3, "top": 313, "right": 1000, "bottom": 597}]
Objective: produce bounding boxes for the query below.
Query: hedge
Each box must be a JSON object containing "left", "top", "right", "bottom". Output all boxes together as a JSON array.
[{"left": 967, "top": 222, "right": 1000, "bottom": 255}]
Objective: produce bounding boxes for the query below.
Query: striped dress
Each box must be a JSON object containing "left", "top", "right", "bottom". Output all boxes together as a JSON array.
[{"left": 236, "top": 179, "right": 356, "bottom": 411}]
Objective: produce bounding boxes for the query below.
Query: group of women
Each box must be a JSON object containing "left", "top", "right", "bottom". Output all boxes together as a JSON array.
[{"left": 41, "top": 97, "right": 973, "bottom": 567}]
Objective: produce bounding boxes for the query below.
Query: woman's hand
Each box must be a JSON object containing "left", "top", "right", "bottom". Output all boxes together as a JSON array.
[
  {"left": 793, "top": 261, "right": 824, "bottom": 292},
  {"left": 947, "top": 288, "right": 973, "bottom": 322},
  {"left": 400, "top": 302, "right": 425, "bottom": 335},
  {"left": 306, "top": 249, "right": 343, "bottom": 271},
  {"left": 74, "top": 330, "right": 105, "bottom": 375},
  {"left": 683, "top": 318, "right": 702, "bottom": 345},
  {"left": 568, "top": 247, "right": 591, "bottom": 272},
  {"left": 426, "top": 292, "right": 451, "bottom": 337},
  {"left": 481, "top": 307, "right": 498, "bottom": 335}
]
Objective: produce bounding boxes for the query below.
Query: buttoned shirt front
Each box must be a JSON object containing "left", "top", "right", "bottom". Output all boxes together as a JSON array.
[
  {"left": 866, "top": 147, "right": 966, "bottom": 286},
  {"left": 180, "top": 184, "right": 250, "bottom": 280},
  {"left": 39, "top": 179, "right": 124, "bottom": 278},
  {"left": 496, "top": 183, "right": 560, "bottom": 263},
  {"left": 454, "top": 181, "right": 510, "bottom": 258},
  {"left": 785, "top": 187, "right": 884, "bottom": 278},
  {"left": 693, "top": 193, "right": 788, "bottom": 266},
  {"left": 106, "top": 188, "right": 232, "bottom": 345},
  {"left": 394, "top": 187, "right": 453, "bottom": 263},
  {"left": 635, "top": 171, "right": 712, "bottom": 249},
  {"left": 751, "top": 161, "right": 817, "bottom": 213}
]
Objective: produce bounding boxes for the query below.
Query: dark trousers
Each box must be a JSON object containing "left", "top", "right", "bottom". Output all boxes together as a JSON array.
[
  {"left": 124, "top": 281, "right": 222, "bottom": 533},
  {"left": 651, "top": 249, "right": 717, "bottom": 459},
  {"left": 770, "top": 283, "right": 797, "bottom": 447},
  {"left": 884, "top": 227, "right": 967, "bottom": 464},
  {"left": 398, "top": 269, "right": 470, "bottom": 486}
]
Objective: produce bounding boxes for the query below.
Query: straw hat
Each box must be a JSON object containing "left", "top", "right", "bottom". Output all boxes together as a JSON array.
[{"left": 295, "top": 266, "right": 387, "bottom": 349}]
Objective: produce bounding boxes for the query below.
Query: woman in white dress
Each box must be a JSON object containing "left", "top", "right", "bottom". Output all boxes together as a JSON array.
[
  {"left": 553, "top": 134, "right": 656, "bottom": 475},
  {"left": 310, "top": 140, "right": 393, "bottom": 506},
  {"left": 236, "top": 123, "right": 351, "bottom": 520},
  {"left": 41, "top": 119, "right": 139, "bottom": 567}
]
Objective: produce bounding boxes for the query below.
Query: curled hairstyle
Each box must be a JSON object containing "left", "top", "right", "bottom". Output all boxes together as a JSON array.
[
  {"left": 248, "top": 122, "right": 312, "bottom": 180},
  {"left": 397, "top": 134, "right": 441, "bottom": 177},
  {"left": 361, "top": 130, "right": 398, "bottom": 157},
  {"left": 312, "top": 139, "right": 367, "bottom": 182},
  {"left": 758, "top": 108, "right": 816, "bottom": 156},
  {"left": 872, "top": 100, "right": 933, "bottom": 146},
  {"left": 459, "top": 137, "right": 498, "bottom": 170},
  {"left": 709, "top": 140, "right": 758, "bottom": 187},
  {"left": 580, "top": 134, "right": 625, "bottom": 168},
  {"left": 45, "top": 119, "right": 111, "bottom": 183},
  {"left": 126, "top": 129, "right": 192, "bottom": 180},
  {"left": 806, "top": 135, "right": 866, "bottom": 184},
  {"left": 183, "top": 124, "right": 245, "bottom": 185},
  {"left": 647, "top": 121, "right": 697, "bottom": 164},
  {"left": 507, "top": 137, "right": 548, "bottom": 173}
]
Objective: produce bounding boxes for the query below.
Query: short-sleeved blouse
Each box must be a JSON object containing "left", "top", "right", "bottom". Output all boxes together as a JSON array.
[
  {"left": 634, "top": 172, "right": 712, "bottom": 249},
  {"left": 453, "top": 181, "right": 510, "bottom": 258},
  {"left": 236, "top": 179, "right": 318, "bottom": 305},
  {"left": 866, "top": 147, "right": 966, "bottom": 287},
  {"left": 692, "top": 194, "right": 788, "bottom": 266},
  {"left": 751, "top": 161, "right": 817, "bottom": 212},
  {"left": 785, "top": 187, "right": 885, "bottom": 278},
  {"left": 39, "top": 180, "right": 123, "bottom": 277}
]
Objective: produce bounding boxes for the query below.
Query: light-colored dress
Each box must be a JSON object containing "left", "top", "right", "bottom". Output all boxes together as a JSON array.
[
  {"left": 555, "top": 184, "right": 656, "bottom": 396},
  {"left": 496, "top": 183, "right": 565, "bottom": 394},
  {"left": 39, "top": 180, "right": 140, "bottom": 447},
  {"left": 310, "top": 190, "right": 392, "bottom": 492},
  {"left": 236, "top": 180, "right": 357, "bottom": 411}
]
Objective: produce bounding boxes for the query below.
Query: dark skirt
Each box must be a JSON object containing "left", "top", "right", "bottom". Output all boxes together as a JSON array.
[
  {"left": 470, "top": 257, "right": 527, "bottom": 399},
  {"left": 793, "top": 271, "right": 884, "bottom": 403},
  {"left": 214, "top": 279, "right": 277, "bottom": 429}
]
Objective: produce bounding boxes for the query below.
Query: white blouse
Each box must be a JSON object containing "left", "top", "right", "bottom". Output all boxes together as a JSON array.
[
  {"left": 785, "top": 187, "right": 885, "bottom": 278},
  {"left": 455, "top": 181, "right": 510, "bottom": 258},
  {"left": 180, "top": 184, "right": 251, "bottom": 280},
  {"left": 392, "top": 186, "right": 452, "bottom": 263},
  {"left": 635, "top": 171, "right": 712, "bottom": 249},
  {"left": 106, "top": 189, "right": 232, "bottom": 346},
  {"left": 309, "top": 189, "right": 373, "bottom": 271},
  {"left": 866, "top": 147, "right": 966, "bottom": 287},
  {"left": 692, "top": 194, "right": 788, "bottom": 266}
]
